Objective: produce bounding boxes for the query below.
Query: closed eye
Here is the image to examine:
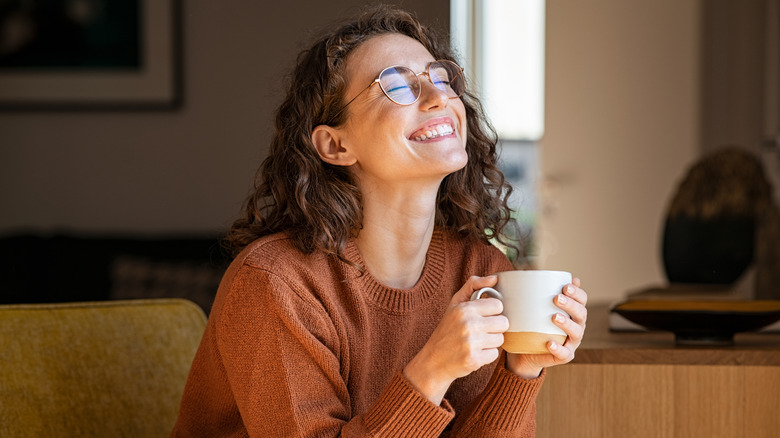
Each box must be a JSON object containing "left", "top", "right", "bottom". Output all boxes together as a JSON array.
[{"left": 386, "top": 84, "right": 412, "bottom": 93}]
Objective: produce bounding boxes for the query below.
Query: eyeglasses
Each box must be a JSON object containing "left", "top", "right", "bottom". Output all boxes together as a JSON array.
[{"left": 327, "top": 59, "right": 465, "bottom": 124}]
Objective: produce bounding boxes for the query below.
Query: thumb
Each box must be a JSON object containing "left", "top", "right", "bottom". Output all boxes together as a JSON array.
[{"left": 452, "top": 275, "right": 499, "bottom": 304}]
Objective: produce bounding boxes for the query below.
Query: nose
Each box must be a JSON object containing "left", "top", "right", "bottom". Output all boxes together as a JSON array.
[{"left": 416, "top": 76, "right": 449, "bottom": 111}]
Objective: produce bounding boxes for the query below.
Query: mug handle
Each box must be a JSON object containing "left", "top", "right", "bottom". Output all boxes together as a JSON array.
[{"left": 470, "top": 287, "right": 503, "bottom": 301}]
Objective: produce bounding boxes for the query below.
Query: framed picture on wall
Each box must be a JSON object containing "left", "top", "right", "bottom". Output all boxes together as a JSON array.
[{"left": 0, "top": 0, "right": 181, "bottom": 110}]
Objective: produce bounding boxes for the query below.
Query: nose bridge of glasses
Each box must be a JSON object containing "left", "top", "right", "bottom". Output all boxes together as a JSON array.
[{"left": 418, "top": 73, "right": 447, "bottom": 97}]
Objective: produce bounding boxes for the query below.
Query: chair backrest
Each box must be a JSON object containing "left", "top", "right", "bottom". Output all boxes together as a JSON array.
[{"left": 0, "top": 299, "right": 207, "bottom": 438}]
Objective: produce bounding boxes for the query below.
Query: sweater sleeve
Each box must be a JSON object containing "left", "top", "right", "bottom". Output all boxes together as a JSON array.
[
  {"left": 216, "top": 264, "right": 454, "bottom": 437},
  {"left": 446, "top": 353, "right": 545, "bottom": 438}
]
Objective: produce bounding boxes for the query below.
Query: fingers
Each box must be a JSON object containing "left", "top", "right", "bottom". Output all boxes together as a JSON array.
[
  {"left": 453, "top": 275, "right": 498, "bottom": 303},
  {"left": 547, "top": 340, "right": 575, "bottom": 362},
  {"left": 475, "top": 346, "right": 501, "bottom": 367},
  {"left": 451, "top": 302, "right": 508, "bottom": 333},
  {"left": 552, "top": 310, "right": 585, "bottom": 344},
  {"left": 555, "top": 292, "right": 587, "bottom": 327},
  {"left": 483, "top": 314, "right": 510, "bottom": 334},
  {"left": 483, "top": 333, "right": 505, "bottom": 349},
  {"left": 469, "top": 296, "right": 504, "bottom": 317},
  {"left": 552, "top": 280, "right": 589, "bottom": 351},
  {"left": 556, "top": 282, "right": 588, "bottom": 325},
  {"left": 564, "top": 281, "right": 588, "bottom": 306},
  {"left": 467, "top": 275, "right": 499, "bottom": 292}
]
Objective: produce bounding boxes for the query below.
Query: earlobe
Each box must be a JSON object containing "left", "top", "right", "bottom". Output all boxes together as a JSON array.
[{"left": 311, "top": 125, "right": 357, "bottom": 166}]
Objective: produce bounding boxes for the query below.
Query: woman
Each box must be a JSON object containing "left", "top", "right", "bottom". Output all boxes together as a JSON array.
[{"left": 172, "top": 5, "right": 587, "bottom": 437}]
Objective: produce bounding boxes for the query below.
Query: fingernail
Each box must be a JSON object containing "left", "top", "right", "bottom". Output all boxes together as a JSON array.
[
  {"left": 549, "top": 342, "right": 558, "bottom": 351},
  {"left": 558, "top": 294, "right": 567, "bottom": 305},
  {"left": 555, "top": 313, "right": 566, "bottom": 323},
  {"left": 566, "top": 285, "right": 576, "bottom": 295}
]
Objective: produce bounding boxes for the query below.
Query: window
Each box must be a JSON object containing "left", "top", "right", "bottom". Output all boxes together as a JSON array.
[
  {"left": 451, "top": 0, "right": 546, "bottom": 264},
  {"left": 450, "top": 0, "right": 545, "bottom": 140}
]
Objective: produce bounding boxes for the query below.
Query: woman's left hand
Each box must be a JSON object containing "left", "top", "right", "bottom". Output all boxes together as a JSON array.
[{"left": 505, "top": 277, "right": 588, "bottom": 379}]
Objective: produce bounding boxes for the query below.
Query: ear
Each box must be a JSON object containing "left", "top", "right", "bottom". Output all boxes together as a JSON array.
[{"left": 311, "top": 125, "right": 357, "bottom": 166}]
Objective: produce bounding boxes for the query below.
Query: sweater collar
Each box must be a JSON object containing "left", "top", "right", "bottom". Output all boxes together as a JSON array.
[{"left": 341, "top": 228, "right": 447, "bottom": 313}]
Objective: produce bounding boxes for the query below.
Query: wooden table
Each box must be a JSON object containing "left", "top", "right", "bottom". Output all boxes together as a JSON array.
[{"left": 536, "top": 304, "right": 780, "bottom": 437}]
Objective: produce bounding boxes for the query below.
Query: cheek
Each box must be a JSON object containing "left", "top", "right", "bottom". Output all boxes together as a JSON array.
[
  {"left": 458, "top": 118, "right": 470, "bottom": 152},
  {"left": 457, "top": 104, "right": 469, "bottom": 142}
]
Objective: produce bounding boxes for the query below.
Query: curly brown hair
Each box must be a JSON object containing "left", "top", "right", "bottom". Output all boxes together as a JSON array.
[{"left": 226, "top": 5, "right": 519, "bottom": 262}]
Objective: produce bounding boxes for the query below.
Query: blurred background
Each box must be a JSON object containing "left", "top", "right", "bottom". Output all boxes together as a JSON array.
[{"left": 0, "top": 0, "right": 778, "bottom": 309}]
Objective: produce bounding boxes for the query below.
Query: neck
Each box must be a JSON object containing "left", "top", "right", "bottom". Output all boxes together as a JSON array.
[{"left": 355, "top": 180, "right": 440, "bottom": 289}]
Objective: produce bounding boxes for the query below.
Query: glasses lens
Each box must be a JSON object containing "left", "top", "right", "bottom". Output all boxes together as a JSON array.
[
  {"left": 378, "top": 66, "right": 420, "bottom": 105},
  {"left": 428, "top": 61, "right": 465, "bottom": 98}
]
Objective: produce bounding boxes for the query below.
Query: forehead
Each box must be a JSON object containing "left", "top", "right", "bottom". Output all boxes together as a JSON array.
[{"left": 344, "top": 33, "right": 436, "bottom": 82}]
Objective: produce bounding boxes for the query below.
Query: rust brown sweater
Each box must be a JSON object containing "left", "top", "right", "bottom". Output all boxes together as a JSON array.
[{"left": 171, "top": 229, "right": 544, "bottom": 437}]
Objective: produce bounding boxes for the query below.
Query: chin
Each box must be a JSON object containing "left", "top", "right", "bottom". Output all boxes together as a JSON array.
[{"left": 441, "top": 152, "right": 469, "bottom": 175}]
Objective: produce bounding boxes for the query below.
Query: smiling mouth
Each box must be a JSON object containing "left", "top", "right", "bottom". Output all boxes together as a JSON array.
[{"left": 411, "top": 124, "right": 455, "bottom": 141}]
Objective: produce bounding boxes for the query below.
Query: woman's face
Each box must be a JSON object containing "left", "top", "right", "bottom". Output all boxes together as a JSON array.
[{"left": 336, "top": 33, "right": 468, "bottom": 188}]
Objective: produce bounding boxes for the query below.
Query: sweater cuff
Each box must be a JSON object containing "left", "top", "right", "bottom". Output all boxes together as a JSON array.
[
  {"left": 465, "top": 361, "right": 546, "bottom": 431},
  {"left": 362, "top": 372, "right": 455, "bottom": 437}
]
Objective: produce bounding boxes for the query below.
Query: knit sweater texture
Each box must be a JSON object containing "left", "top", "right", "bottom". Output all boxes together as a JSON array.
[{"left": 171, "top": 228, "right": 544, "bottom": 437}]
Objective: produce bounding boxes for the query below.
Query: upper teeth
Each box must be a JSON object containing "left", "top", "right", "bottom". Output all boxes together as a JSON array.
[{"left": 414, "top": 124, "right": 454, "bottom": 141}]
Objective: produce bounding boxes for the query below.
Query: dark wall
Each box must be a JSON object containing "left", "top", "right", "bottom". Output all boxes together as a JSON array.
[{"left": 0, "top": 0, "right": 449, "bottom": 235}]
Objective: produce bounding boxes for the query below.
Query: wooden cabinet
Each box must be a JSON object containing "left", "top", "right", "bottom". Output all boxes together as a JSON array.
[{"left": 536, "top": 305, "right": 780, "bottom": 437}]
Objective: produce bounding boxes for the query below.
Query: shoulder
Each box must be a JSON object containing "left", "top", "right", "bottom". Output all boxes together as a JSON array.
[
  {"left": 209, "top": 234, "right": 343, "bottom": 365},
  {"left": 229, "top": 232, "right": 338, "bottom": 287},
  {"left": 213, "top": 232, "right": 337, "bottom": 315},
  {"left": 211, "top": 232, "right": 342, "bottom": 338},
  {"left": 237, "top": 232, "right": 325, "bottom": 270}
]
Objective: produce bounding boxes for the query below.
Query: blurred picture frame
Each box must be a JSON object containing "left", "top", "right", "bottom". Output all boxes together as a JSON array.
[{"left": 0, "top": 0, "right": 181, "bottom": 110}]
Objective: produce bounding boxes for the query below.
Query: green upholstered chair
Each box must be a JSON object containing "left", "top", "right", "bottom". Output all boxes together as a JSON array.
[{"left": 0, "top": 299, "right": 207, "bottom": 438}]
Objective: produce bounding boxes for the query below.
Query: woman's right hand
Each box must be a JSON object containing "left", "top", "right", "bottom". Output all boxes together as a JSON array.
[{"left": 403, "top": 275, "right": 510, "bottom": 405}]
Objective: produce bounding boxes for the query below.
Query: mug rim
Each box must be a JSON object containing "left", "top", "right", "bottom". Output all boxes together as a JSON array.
[{"left": 491, "top": 269, "right": 571, "bottom": 276}]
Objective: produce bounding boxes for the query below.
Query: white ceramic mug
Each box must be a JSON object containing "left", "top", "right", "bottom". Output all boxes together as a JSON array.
[{"left": 470, "top": 270, "right": 571, "bottom": 354}]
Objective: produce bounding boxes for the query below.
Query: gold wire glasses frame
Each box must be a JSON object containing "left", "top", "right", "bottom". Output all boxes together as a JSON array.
[{"left": 326, "top": 59, "right": 466, "bottom": 125}]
